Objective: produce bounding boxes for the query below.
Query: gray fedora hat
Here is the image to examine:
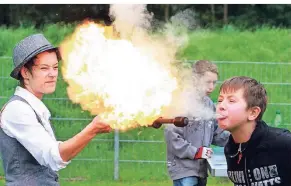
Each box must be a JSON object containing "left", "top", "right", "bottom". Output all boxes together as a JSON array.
[{"left": 10, "top": 33, "right": 59, "bottom": 80}]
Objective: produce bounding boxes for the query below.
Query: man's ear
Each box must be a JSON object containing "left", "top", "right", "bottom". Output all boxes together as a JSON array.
[
  {"left": 248, "top": 106, "right": 261, "bottom": 121},
  {"left": 20, "top": 67, "right": 29, "bottom": 79}
]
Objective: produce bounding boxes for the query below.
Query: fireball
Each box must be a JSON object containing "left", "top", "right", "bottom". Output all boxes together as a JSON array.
[{"left": 59, "top": 22, "right": 178, "bottom": 130}]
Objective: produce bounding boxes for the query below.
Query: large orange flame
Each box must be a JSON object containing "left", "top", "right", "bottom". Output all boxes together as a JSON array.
[{"left": 59, "top": 22, "right": 178, "bottom": 130}]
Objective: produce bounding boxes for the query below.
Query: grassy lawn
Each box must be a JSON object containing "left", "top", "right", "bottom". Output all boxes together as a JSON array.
[{"left": 0, "top": 177, "right": 232, "bottom": 186}]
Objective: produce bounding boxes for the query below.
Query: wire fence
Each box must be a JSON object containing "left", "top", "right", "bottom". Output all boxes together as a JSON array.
[{"left": 0, "top": 56, "right": 290, "bottom": 181}]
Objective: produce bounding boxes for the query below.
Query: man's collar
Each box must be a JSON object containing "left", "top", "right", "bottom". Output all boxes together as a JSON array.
[{"left": 14, "top": 86, "right": 51, "bottom": 120}]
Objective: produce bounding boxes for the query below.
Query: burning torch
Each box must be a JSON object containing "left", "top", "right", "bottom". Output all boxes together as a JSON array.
[
  {"left": 151, "top": 117, "right": 189, "bottom": 129},
  {"left": 150, "top": 114, "right": 223, "bottom": 129}
]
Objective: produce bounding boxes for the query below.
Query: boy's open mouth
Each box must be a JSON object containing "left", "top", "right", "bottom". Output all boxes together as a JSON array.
[{"left": 216, "top": 113, "right": 227, "bottom": 120}]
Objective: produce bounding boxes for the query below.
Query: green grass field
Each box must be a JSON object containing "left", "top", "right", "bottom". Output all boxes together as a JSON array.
[
  {"left": 0, "top": 178, "right": 233, "bottom": 186},
  {"left": 0, "top": 24, "right": 290, "bottom": 186}
]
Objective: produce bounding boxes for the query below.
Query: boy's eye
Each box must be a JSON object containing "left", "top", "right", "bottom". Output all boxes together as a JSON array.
[
  {"left": 54, "top": 66, "right": 58, "bottom": 70},
  {"left": 229, "top": 99, "right": 235, "bottom": 103},
  {"left": 41, "top": 67, "right": 49, "bottom": 70}
]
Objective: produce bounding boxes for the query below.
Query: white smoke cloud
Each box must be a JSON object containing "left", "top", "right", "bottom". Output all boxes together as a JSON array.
[
  {"left": 109, "top": 4, "right": 153, "bottom": 39},
  {"left": 162, "top": 67, "right": 216, "bottom": 120},
  {"left": 108, "top": 4, "right": 215, "bottom": 121}
]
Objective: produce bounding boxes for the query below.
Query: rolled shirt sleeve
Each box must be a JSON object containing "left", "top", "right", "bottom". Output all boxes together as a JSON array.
[{"left": 1, "top": 101, "right": 70, "bottom": 171}]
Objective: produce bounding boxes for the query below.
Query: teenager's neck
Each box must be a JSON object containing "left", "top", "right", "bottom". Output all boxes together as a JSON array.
[
  {"left": 23, "top": 85, "right": 43, "bottom": 99},
  {"left": 231, "top": 121, "right": 256, "bottom": 143}
]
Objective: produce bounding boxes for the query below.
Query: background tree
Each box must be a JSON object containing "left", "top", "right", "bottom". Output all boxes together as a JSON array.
[{"left": 1, "top": 4, "right": 291, "bottom": 29}]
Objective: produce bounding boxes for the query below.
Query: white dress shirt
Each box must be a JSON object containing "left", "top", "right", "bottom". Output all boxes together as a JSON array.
[{"left": 0, "top": 86, "right": 70, "bottom": 171}]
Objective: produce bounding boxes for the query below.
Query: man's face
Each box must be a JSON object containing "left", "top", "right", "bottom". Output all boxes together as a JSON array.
[
  {"left": 216, "top": 88, "right": 250, "bottom": 132},
  {"left": 201, "top": 71, "right": 218, "bottom": 96},
  {"left": 22, "top": 51, "right": 58, "bottom": 98}
]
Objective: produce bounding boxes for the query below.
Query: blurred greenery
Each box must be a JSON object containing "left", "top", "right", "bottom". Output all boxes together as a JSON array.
[{"left": 2, "top": 5, "right": 291, "bottom": 30}]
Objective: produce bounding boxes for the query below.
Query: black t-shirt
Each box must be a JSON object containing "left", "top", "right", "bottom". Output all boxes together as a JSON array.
[{"left": 224, "top": 121, "right": 291, "bottom": 186}]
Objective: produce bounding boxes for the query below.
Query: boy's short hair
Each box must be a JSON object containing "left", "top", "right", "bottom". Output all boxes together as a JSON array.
[
  {"left": 219, "top": 76, "right": 267, "bottom": 121},
  {"left": 192, "top": 60, "right": 218, "bottom": 76}
]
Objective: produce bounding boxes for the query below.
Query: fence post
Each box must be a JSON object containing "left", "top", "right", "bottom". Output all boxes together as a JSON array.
[{"left": 114, "top": 129, "right": 119, "bottom": 180}]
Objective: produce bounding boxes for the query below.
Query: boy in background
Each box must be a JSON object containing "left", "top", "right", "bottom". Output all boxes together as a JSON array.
[{"left": 164, "top": 60, "right": 230, "bottom": 186}]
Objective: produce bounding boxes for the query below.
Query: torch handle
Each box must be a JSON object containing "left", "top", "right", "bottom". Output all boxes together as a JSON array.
[
  {"left": 151, "top": 117, "right": 189, "bottom": 129},
  {"left": 156, "top": 118, "right": 175, "bottom": 124}
]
